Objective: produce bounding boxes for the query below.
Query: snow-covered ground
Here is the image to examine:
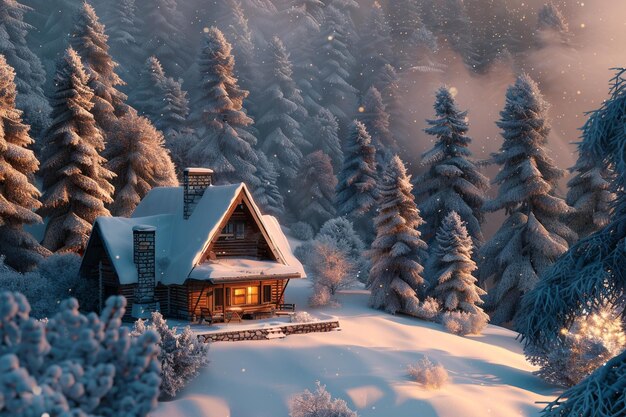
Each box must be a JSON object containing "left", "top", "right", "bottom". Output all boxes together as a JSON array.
[{"left": 152, "top": 279, "right": 560, "bottom": 417}]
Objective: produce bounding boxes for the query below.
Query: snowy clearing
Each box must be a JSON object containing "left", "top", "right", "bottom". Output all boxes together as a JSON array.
[{"left": 152, "top": 279, "right": 560, "bottom": 417}]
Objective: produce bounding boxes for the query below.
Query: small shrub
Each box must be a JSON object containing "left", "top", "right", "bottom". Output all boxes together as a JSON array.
[
  {"left": 290, "top": 381, "right": 358, "bottom": 417},
  {"left": 291, "top": 222, "right": 315, "bottom": 241},
  {"left": 133, "top": 311, "right": 210, "bottom": 398},
  {"left": 309, "top": 284, "right": 332, "bottom": 307},
  {"left": 407, "top": 297, "right": 440, "bottom": 321},
  {"left": 290, "top": 311, "right": 318, "bottom": 323},
  {"left": 441, "top": 311, "right": 489, "bottom": 335},
  {"left": 307, "top": 236, "right": 356, "bottom": 307},
  {"left": 407, "top": 357, "right": 448, "bottom": 389}
]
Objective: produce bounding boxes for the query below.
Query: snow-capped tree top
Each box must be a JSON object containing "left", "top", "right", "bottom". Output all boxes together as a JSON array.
[
  {"left": 380, "top": 155, "right": 423, "bottom": 231},
  {"left": 537, "top": 2, "right": 569, "bottom": 33}
]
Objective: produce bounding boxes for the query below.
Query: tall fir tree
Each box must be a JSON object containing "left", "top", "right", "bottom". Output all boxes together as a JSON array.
[
  {"left": 357, "top": 1, "right": 392, "bottom": 92},
  {"left": 335, "top": 120, "right": 379, "bottom": 238},
  {"left": 414, "top": 87, "right": 488, "bottom": 248},
  {"left": 479, "top": 74, "right": 574, "bottom": 325},
  {"left": 292, "top": 150, "right": 336, "bottom": 231},
  {"left": 39, "top": 48, "right": 115, "bottom": 253},
  {"left": 106, "top": 114, "right": 177, "bottom": 217},
  {"left": 0, "top": 55, "right": 49, "bottom": 271},
  {"left": 368, "top": 155, "right": 427, "bottom": 315},
  {"left": 256, "top": 37, "right": 308, "bottom": 188},
  {"left": 0, "top": 0, "right": 51, "bottom": 139},
  {"left": 307, "top": 108, "right": 342, "bottom": 171},
  {"left": 357, "top": 86, "right": 397, "bottom": 165},
  {"left": 376, "top": 64, "right": 409, "bottom": 147},
  {"left": 99, "top": 0, "right": 141, "bottom": 82},
  {"left": 253, "top": 152, "right": 285, "bottom": 218},
  {"left": 565, "top": 150, "right": 614, "bottom": 239},
  {"left": 430, "top": 211, "right": 488, "bottom": 321},
  {"left": 188, "top": 27, "right": 259, "bottom": 187}
]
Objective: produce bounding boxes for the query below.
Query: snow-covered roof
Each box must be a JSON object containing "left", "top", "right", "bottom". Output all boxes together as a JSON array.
[{"left": 88, "top": 183, "right": 304, "bottom": 285}]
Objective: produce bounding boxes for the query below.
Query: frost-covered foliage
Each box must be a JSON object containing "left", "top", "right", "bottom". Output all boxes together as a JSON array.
[
  {"left": 308, "top": 235, "right": 356, "bottom": 306},
  {"left": 357, "top": 1, "right": 392, "bottom": 92},
  {"left": 516, "top": 69, "right": 626, "bottom": 359},
  {"left": 368, "top": 155, "right": 428, "bottom": 315},
  {"left": 291, "top": 151, "right": 336, "bottom": 231},
  {"left": 430, "top": 212, "right": 489, "bottom": 335},
  {"left": 0, "top": 253, "right": 95, "bottom": 318},
  {"left": 407, "top": 357, "right": 448, "bottom": 389},
  {"left": 106, "top": 113, "right": 178, "bottom": 217},
  {"left": 479, "top": 74, "right": 573, "bottom": 325},
  {"left": 307, "top": 108, "right": 342, "bottom": 171},
  {"left": 566, "top": 150, "right": 615, "bottom": 239},
  {"left": 39, "top": 48, "right": 115, "bottom": 253},
  {"left": 335, "top": 121, "right": 379, "bottom": 240},
  {"left": 528, "top": 306, "right": 626, "bottom": 387},
  {"left": 291, "top": 222, "right": 314, "bottom": 241},
  {"left": 0, "top": 55, "right": 49, "bottom": 271},
  {"left": 253, "top": 152, "right": 285, "bottom": 218},
  {"left": 290, "top": 311, "right": 318, "bottom": 323},
  {"left": 0, "top": 292, "right": 161, "bottom": 416},
  {"left": 256, "top": 36, "right": 307, "bottom": 188},
  {"left": 441, "top": 311, "right": 489, "bottom": 336},
  {"left": 358, "top": 86, "right": 397, "bottom": 164},
  {"left": 415, "top": 87, "right": 488, "bottom": 247},
  {"left": 317, "top": 217, "right": 368, "bottom": 283},
  {"left": 0, "top": 0, "right": 50, "bottom": 138},
  {"left": 537, "top": 2, "right": 570, "bottom": 45},
  {"left": 132, "top": 312, "right": 209, "bottom": 399},
  {"left": 541, "top": 350, "right": 626, "bottom": 417},
  {"left": 188, "top": 27, "right": 259, "bottom": 188},
  {"left": 289, "top": 381, "right": 358, "bottom": 417}
]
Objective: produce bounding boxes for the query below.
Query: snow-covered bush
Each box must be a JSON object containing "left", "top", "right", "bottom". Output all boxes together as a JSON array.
[
  {"left": 407, "top": 357, "right": 448, "bottom": 389},
  {"left": 309, "top": 285, "right": 332, "bottom": 308},
  {"left": 290, "top": 311, "right": 319, "bottom": 324},
  {"left": 133, "top": 312, "right": 210, "bottom": 398},
  {"left": 308, "top": 236, "right": 356, "bottom": 307},
  {"left": 410, "top": 297, "right": 440, "bottom": 321},
  {"left": 441, "top": 311, "right": 489, "bottom": 336},
  {"left": 290, "top": 381, "right": 358, "bottom": 417},
  {"left": 529, "top": 306, "right": 626, "bottom": 386},
  {"left": 317, "top": 217, "right": 369, "bottom": 283},
  {"left": 0, "top": 291, "right": 161, "bottom": 417},
  {"left": 291, "top": 222, "right": 315, "bottom": 241}
]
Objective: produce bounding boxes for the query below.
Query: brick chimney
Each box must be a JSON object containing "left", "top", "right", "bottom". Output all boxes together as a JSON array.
[
  {"left": 132, "top": 225, "right": 157, "bottom": 318},
  {"left": 183, "top": 167, "right": 213, "bottom": 219}
]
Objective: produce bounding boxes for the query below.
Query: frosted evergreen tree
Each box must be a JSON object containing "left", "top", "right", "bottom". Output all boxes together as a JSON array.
[
  {"left": 414, "top": 87, "right": 488, "bottom": 247},
  {"left": 358, "top": 86, "right": 397, "bottom": 164},
  {"left": 357, "top": 1, "right": 393, "bottom": 92},
  {"left": 39, "top": 48, "right": 115, "bottom": 253},
  {"left": 517, "top": 69, "right": 626, "bottom": 373},
  {"left": 566, "top": 150, "right": 615, "bottom": 238},
  {"left": 292, "top": 151, "right": 336, "bottom": 231},
  {"left": 188, "top": 27, "right": 259, "bottom": 187},
  {"left": 479, "top": 74, "right": 574, "bottom": 325},
  {"left": 70, "top": 1, "right": 129, "bottom": 131},
  {"left": 222, "top": 0, "right": 258, "bottom": 97},
  {"left": 0, "top": 0, "right": 51, "bottom": 139},
  {"left": 537, "top": 1, "right": 570, "bottom": 44},
  {"left": 106, "top": 113, "right": 177, "bottom": 217},
  {"left": 100, "top": 0, "right": 141, "bottom": 82},
  {"left": 307, "top": 108, "right": 342, "bottom": 171},
  {"left": 376, "top": 64, "right": 409, "bottom": 147},
  {"left": 315, "top": 4, "right": 358, "bottom": 126},
  {"left": 280, "top": 0, "right": 325, "bottom": 43},
  {"left": 335, "top": 120, "right": 379, "bottom": 238},
  {"left": 430, "top": 212, "right": 488, "bottom": 319},
  {"left": 256, "top": 37, "right": 308, "bottom": 188},
  {"left": 0, "top": 56, "right": 49, "bottom": 271},
  {"left": 253, "top": 152, "right": 285, "bottom": 218},
  {"left": 368, "top": 155, "right": 428, "bottom": 315},
  {"left": 431, "top": 0, "right": 472, "bottom": 57}
]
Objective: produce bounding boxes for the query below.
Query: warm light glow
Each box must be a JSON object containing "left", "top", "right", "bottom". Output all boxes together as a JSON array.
[
  {"left": 449, "top": 86, "right": 459, "bottom": 97},
  {"left": 358, "top": 106, "right": 365, "bottom": 113}
]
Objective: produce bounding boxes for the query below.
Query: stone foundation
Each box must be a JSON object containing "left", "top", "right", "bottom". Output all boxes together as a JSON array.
[{"left": 197, "top": 320, "right": 341, "bottom": 343}]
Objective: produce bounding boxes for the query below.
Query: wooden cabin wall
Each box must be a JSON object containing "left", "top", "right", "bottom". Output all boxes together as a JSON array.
[{"left": 211, "top": 204, "right": 273, "bottom": 260}]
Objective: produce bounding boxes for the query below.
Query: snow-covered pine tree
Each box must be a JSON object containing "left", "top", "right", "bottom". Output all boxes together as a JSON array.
[
  {"left": 70, "top": 1, "right": 129, "bottom": 131},
  {"left": 431, "top": 0, "right": 472, "bottom": 58},
  {"left": 39, "top": 48, "right": 115, "bottom": 253},
  {"left": 368, "top": 155, "right": 428, "bottom": 315},
  {"left": 256, "top": 36, "right": 308, "bottom": 189},
  {"left": 106, "top": 113, "right": 177, "bottom": 217},
  {"left": 430, "top": 211, "right": 488, "bottom": 320},
  {"left": 517, "top": 68, "right": 626, "bottom": 374},
  {"left": 414, "top": 86, "right": 488, "bottom": 247},
  {"left": 376, "top": 64, "right": 409, "bottom": 148},
  {"left": 565, "top": 150, "right": 615, "bottom": 239},
  {"left": 358, "top": 86, "right": 397, "bottom": 165},
  {"left": 188, "top": 27, "right": 259, "bottom": 188},
  {"left": 335, "top": 120, "right": 379, "bottom": 239},
  {"left": 279, "top": 0, "right": 325, "bottom": 44},
  {"left": 315, "top": 4, "right": 358, "bottom": 127},
  {"left": 292, "top": 150, "right": 337, "bottom": 231},
  {"left": 0, "top": 0, "right": 51, "bottom": 139},
  {"left": 100, "top": 0, "right": 141, "bottom": 83},
  {"left": 307, "top": 108, "right": 342, "bottom": 171},
  {"left": 537, "top": 1, "right": 570, "bottom": 45},
  {"left": 0, "top": 56, "right": 49, "bottom": 271},
  {"left": 253, "top": 152, "right": 285, "bottom": 218},
  {"left": 479, "top": 74, "right": 574, "bottom": 325},
  {"left": 357, "top": 1, "right": 393, "bottom": 92}
]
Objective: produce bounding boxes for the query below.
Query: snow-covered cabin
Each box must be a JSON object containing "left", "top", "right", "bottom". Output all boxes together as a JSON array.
[{"left": 80, "top": 168, "right": 305, "bottom": 321}]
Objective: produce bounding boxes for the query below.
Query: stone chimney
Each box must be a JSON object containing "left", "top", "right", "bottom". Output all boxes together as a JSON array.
[
  {"left": 132, "top": 225, "right": 157, "bottom": 318},
  {"left": 183, "top": 167, "right": 213, "bottom": 219}
]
